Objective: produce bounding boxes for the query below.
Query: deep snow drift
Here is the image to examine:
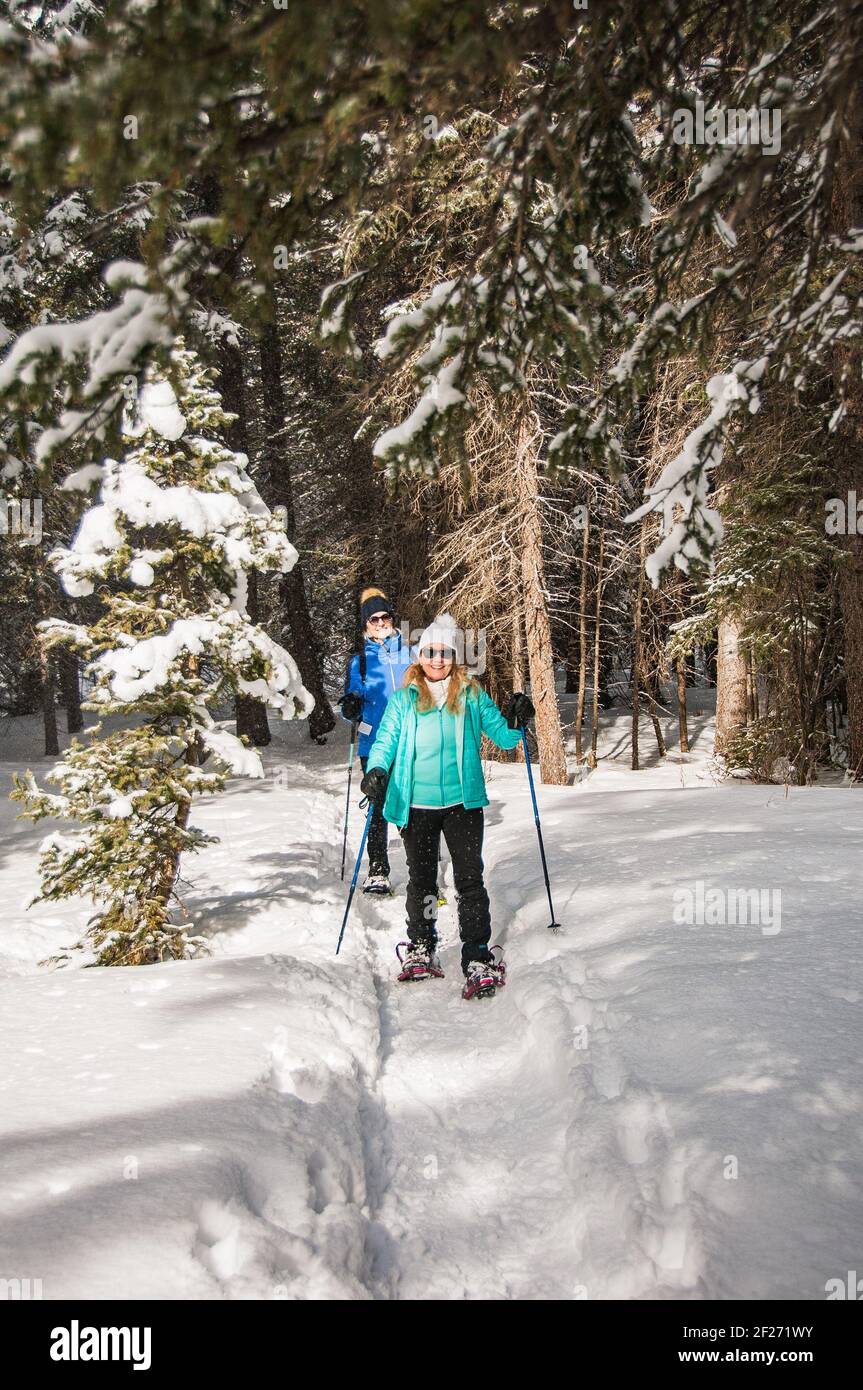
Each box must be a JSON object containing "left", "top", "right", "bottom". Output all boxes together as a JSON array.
[{"left": 0, "top": 696, "right": 860, "bottom": 1300}]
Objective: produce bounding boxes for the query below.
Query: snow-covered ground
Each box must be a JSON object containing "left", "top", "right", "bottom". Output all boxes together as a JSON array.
[{"left": 0, "top": 694, "right": 861, "bottom": 1300}]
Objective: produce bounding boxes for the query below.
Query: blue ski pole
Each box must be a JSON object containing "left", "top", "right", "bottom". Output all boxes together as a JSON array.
[
  {"left": 336, "top": 800, "right": 375, "bottom": 955},
  {"left": 520, "top": 724, "right": 562, "bottom": 932},
  {"left": 340, "top": 721, "right": 358, "bottom": 881}
]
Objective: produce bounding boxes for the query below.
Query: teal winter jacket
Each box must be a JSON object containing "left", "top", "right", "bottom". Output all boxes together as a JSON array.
[
  {"left": 365, "top": 681, "right": 523, "bottom": 828},
  {"left": 411, "top": 699, "right": 463, "bottom": 807}
]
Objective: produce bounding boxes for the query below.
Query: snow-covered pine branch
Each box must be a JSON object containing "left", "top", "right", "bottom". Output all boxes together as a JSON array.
[
  {"left": 12, "top": 340, "right": 314, "bottom": 967},
  {"left": 0, "top": 247, "right": 197, "bottom": 467}
]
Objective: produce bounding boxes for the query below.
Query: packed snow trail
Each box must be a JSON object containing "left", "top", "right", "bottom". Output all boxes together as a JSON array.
[
  {"left": 348, "top": 786, "right": 714, "bottom": 1300},
  {"left": 1, "top": 710, "right": 861, "bottom": 1299}
]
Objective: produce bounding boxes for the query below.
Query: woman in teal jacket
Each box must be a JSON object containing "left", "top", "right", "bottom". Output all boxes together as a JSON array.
[{"left": 360, "top": 612, "right": 534, "bottom": 998}]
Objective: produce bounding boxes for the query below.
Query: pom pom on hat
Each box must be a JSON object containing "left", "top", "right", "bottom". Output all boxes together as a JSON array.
[{"left": 417, "top": 610, "right": 460, "bottom": 655}]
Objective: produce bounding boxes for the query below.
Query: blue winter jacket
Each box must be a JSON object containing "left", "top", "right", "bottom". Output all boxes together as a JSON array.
[
  {"left": 340, "top": 632, "right": 416, "bottom": 757},
  {"left": 365, "top": 681, "right": 523, "bottom": 828}
]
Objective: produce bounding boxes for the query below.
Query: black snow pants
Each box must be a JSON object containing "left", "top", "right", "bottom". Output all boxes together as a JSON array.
[
  {"left": 399, "top": 804, "right": 492, "bottom": 975},
  {"left": 359, "top": 756, "right": 390, "bottom": 873}
]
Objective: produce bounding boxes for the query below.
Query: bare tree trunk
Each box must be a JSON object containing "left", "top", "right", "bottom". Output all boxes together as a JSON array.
[
  {"left": 747, "top": 650, "right": 759, "bottom": 722},
  {"left": 517, "top": 420, "right": 568, "bottom": 784},
  {"left": 564, "top": 647, "right": 579, "bottom": 695},
  {"left": 598, "top": 644, "right": 615, "bottom": 710},
  {"left": 830, "top": 70, "right": 863, "bottom": 777},
  {"left": 510, "top": 590, "right": 526, "bottom": 764},
  {"left": 574, "top": 516, "right": 590, "bottom": 764},
  {"left": 16, "top": 661, "right": 43, "bottom": 716},
  {"left": 703, "top": 638, "right": 718, "bottom": 688},
  {"left": 715, "top": 617, "right": 749, "bottom": 752},
  {"left": 259, "top": 317, "right": 335, "bottom": 744},
  {"left": 563, "top": 610, "right": 579, "bottom": 695},
  {"left": 511, "top": 592, "right": 525, "bottom": 693},
  {"left": 519, "top": 456, "right": 564, "bottom": 776},
  {"left": 279, "top": 566, "right": 334, "bottom": 743},
  {"left": 676, "top": 658, "right": 690, "bottom": 753},
  {"left": 635, "top": 517, "right": 666, "bottom": 761},
  {"left": 646, "top": 674, "right": 667, "bottom": 758},
  {"left": 42, "top": 649, "right": 59, "bottom": 757},
  {"left": 631, "top": 526, "right": 646, "bottom": 770},
  {"left": 630, "top": 647, "right": 640, "bottom": 768},
  {"left": 59, "top": 648, "right": 83, "bottom": 734},
  {"left": 480, "top": 623, "right": 517, "bottom": 763},
  {"left": 588, "top": 529, "right": 604, "bottom": 769}
]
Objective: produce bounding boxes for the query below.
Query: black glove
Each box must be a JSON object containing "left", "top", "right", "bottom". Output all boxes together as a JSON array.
[
  {"left": 506, "top": 692, "right": 535, "bottom": 728},
  {"left": 340, "top": 692, "right": 363, "bottom": 721},
  {"left": 360, "top": 766, "right": 388, "bottom": 806}
]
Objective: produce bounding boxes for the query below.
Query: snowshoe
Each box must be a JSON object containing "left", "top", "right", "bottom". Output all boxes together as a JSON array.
[
  {"left": 362, "top": 868, "right": 393, "bottom": 896},
  {"left": 462, "top": 946, "right": 506, "bottom": 1000},
  {"left": 396, "top": 940, "right": 445, "bottom": 983}
]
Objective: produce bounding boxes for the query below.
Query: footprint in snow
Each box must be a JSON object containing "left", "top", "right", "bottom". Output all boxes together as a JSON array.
[
  {"left": 615, "top": 1095, "right": 659, "bottom": 1164},
  {"left": 194, "top": 1199, "right": 246, "bottom": 1281},
  {"left": 266, "top": 1030, "right": 329, "bottom": 1103}
]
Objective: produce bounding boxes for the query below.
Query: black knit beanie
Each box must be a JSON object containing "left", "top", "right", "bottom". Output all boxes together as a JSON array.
[{"left": 359, "top": 587, "right": 395, "bottom": 627}]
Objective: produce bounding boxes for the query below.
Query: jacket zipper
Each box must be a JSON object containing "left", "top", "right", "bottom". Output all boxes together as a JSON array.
[
  {"left": 367, "top": 636, "right": 397, "bottom": 696},
  {"left": 397, "top": 692, "right": 473, "bottom": 825},
  {"left": 439, "top": 707, "right": 444, "bottom": 798}
]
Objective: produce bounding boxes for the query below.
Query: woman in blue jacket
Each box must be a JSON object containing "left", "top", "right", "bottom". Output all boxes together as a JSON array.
[
  {"left": 339, "top": 587, "right": 415, "bottom": 893},
  {"left": 360, "top": 611, "right": 534, "bottom": 999}
]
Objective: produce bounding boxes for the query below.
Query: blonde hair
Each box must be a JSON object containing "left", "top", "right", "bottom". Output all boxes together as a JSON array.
[{"left": 404, "top": 661, "right": 478, "bottom": 713}]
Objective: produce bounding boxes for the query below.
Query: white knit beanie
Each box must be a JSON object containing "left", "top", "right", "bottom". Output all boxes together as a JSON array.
[{"left": 416, "top": 610, "right": 460, "bottom": 657}]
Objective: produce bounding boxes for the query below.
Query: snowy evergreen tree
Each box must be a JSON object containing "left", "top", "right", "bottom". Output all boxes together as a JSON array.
[
  {"left": 12, "top": 341, "right": 314, "bottom": 966},
  {"left": 3, "top": 0, "right": 862, "bottom": 589},
  {"left": 2, "top": 0, "right": 862, "bottom": 778}
]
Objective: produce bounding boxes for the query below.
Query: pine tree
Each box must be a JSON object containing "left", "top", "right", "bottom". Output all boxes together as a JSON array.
[
  {"left": 12, "top": 342, "right": 313, "bottom": 966},
  {"left": 668, "top": 446, "right": 842, "bottom": 782},
  {"left": 4, "top": 0, "right": 863, "bottom": 590}
]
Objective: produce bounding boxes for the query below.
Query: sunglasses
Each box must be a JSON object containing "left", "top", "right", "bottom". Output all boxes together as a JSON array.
[
  {"left": 367, "top": 614, "right": 393, "bottom": 625},
  {"left": 423, "top": 648, "right": 454, "bottom": 661}
]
